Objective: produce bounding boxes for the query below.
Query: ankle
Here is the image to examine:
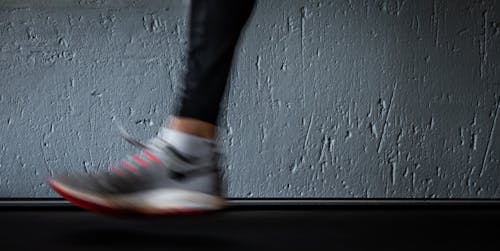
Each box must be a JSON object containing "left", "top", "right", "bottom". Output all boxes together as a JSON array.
[{"left": 167, "top": 117, "right": 216, "bottom": 139}]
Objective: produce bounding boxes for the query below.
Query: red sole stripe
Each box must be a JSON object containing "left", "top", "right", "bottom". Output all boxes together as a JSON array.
[{"left": 47, "top": 178, "right": 212, "bottom": 216}]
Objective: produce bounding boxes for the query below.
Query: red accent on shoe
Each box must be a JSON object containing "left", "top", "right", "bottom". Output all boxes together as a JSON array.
[
  {"left": 143, "top": 150, "right": 161, "bottom": 165},
  {"left": 48, "top": 179, "right": 123, "bottom": 214},
  {"left": 132, "top": 155, "right": 150, "bottom": 168},
  {"left": 47, "top": 178, "right": 213, "bottom": 216},
  {"left": 120, "top": 161, "right": 138, "bottom": 173}
]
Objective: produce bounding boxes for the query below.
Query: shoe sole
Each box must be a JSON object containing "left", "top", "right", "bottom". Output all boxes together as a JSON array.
[{"left": 47, "top": 178, "right": 226, "bottom": 216}]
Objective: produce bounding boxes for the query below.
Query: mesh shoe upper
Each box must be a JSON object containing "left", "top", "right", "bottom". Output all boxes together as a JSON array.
[{"left": 52, "top": 136, "right": 222, "bottom": 197}]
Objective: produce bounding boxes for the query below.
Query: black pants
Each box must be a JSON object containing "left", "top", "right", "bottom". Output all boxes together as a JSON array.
[{"left": 174, "top": 0, "right": 255, "bottom": 125}]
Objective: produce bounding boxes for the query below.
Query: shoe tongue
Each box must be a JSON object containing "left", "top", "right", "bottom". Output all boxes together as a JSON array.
[{"left": 145, "top": 137, "right": 217, "bottom": 172}]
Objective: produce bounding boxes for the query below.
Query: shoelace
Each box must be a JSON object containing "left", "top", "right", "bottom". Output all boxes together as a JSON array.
[
  {"left": 115, "top": 122, "right": 169, "bottom": 151},
  {"left": 116, "top": 122, "right": 148, "bottom": 148},
  {"left": 107, "top": 122, "right": 165, "bottom": 176},
  {"left": 113, "top": 121, "right": 222, "bottom": 178}
]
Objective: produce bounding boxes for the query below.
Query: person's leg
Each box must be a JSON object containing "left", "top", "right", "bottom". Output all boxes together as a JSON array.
[
  {"left": 48, "top": 0, "right": 255, "bottom": 215},
  {"left": 158, "top": 0, "right": 255, "bottom": 160},
  {"left": 167, "top": 0, "right": 255, "bottom": 140}
]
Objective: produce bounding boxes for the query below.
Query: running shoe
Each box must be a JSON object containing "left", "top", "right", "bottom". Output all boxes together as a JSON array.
[{"left": 48, "top": 130, "right": 226, "bottom": 215}]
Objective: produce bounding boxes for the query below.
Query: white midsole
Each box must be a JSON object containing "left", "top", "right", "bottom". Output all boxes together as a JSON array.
[{"left": 51, "top": 180, "right": 226, "bottom": 213}]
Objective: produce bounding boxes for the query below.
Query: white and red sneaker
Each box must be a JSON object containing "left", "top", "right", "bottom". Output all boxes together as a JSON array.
[{"left": 48, "top": 135, "right": 226, "bottom": 215}]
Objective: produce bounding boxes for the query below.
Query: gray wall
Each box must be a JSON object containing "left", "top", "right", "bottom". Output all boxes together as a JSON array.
[{"left": 0, "top": 0, "right": 499, "bottom": 198}]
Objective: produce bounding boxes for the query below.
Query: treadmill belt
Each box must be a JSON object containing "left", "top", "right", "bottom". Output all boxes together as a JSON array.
[{"left": 1, "top": 204, "right": 500, "bottom": 251}]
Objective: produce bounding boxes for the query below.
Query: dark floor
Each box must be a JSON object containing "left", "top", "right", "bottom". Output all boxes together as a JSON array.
[{"left": 1, "top": 205, "right": 500, "bottom": 251}]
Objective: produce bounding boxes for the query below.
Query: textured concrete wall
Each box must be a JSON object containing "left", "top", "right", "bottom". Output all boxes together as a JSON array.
[{"left": 0, "top": 0, "right": 499, "bottom": 198}]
